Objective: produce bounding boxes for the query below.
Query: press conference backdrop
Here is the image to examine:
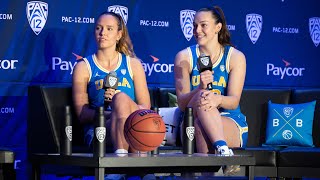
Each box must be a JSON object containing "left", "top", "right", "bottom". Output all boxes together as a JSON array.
[{"left": 0, "top": 0, "right": 319, "bottom": 179}]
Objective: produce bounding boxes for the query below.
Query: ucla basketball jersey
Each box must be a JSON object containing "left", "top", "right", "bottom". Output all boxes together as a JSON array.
[
  {"left": 83, "top": 52, "right": 135, "bottom": 109},
  {"left": 188, "top": 44, "right": 240, "bottom": 113}
]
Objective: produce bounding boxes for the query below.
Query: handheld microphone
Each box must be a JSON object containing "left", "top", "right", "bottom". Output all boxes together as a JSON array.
[
  {"left": 197, "top": 53, "right": 213, "bottom": 90},
  {"left": 103, "top": 71, "right": 118, "bottom": 109}
]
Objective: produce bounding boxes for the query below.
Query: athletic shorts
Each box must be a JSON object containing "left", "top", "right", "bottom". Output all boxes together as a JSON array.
[
  {"left": 84, "top": 124, "right": 95, "bottom": 148},
  {"left": 221, "top": 112, "right": 248, "bottom": 147}
]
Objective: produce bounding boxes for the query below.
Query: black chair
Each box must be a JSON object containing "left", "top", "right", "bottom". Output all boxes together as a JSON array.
[{"left": 237, "top": 88, "right": 292, "bottom": 179}]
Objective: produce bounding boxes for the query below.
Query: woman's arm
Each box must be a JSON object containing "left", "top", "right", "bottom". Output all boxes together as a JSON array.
[
  {"left": 219, "top": 48, "right": 246, "bottom": 110},
  {"left": 72, "top": 61, "right": 95, "bottom": 123},
  {"left": 174, "top": 49, "right": 201, "bottom": 111},
  {"left": 131, "top": 58, "right": 151, "bottom": 110}
]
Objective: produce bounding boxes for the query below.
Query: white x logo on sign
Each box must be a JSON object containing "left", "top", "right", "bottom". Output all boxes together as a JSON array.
[{"left": 272, "top": 109, "right": 304, "bottom": 138}]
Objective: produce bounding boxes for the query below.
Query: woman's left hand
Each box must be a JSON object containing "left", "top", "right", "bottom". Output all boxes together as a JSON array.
[{"left": 198, "top": 90, "right": 222, "bottom": 111}]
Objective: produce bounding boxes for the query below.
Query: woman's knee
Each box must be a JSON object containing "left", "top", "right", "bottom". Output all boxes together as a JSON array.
[
  {"left": 112, "top": 92, "right": 132, "bottom": 109},
  {"left": 112, "top": 92, "right": 137, "bottom": 115},
  {"left": 112, "top": 92, "right": 130, "bottom": 102}
]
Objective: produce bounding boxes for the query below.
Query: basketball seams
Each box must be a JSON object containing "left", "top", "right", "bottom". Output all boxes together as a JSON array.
[
  {"left": 124, "top": 109, "right": 166, "bottom": 151},
  {"left": 124, "top": 109, "right": 141, "bottom": 134},
  {"left": 126, "top": 128, "right": 139, "bottom": 150},
  {"left": 130, "top": 113, "right": 159, "bottom": 126},
  {"left": 130, "top": 132, "right": 157, "bottom": 148},
  {"left": 131, "top": 117, "right": 165, "bottom": 132}
]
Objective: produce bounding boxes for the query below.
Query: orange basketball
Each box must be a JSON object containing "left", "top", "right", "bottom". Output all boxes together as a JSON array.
[{"left": 124, "top": 109, "right": 166, "bottom": 152}]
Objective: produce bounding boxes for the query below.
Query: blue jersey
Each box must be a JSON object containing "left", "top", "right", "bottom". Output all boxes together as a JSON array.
[
  {"left": 83, "top": 53, "right": 135, "bottom": 109},
  {"left": 188, "top": 44, "right": 240, "bottom": 114}
]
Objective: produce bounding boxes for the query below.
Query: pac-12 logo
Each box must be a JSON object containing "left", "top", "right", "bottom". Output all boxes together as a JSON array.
[
  {"left": 65, "top": 126, "right": 72, "bottom": 141},
  {"left": 108, "top": 5, "right": 128, "bottom": 25},
  {"left": 200, "top": 56, "right": 210, "bottom": 66},
  {"left": 186, "top": 126, "right": 195, "bottom": 141},
  {"left": 108, "top": 76, "right": 117, "bottom": 87},
  {"left": 246, "top": 13, "right": 262, "bottom": 44},
  {"left": 180, "top": 10, "right": 196, "bottom": 41},
  {"left": 26, "top": 1, "right": 48, "bottom": 35},
  {"left": 95, "top": 127, "right": 106, "bottom": 143},
  {"left": 309, "top": 17, "right": 320, "bottom": 47},
  {"left": 283, "top": 107, "right": 293, "bottom": 118}
]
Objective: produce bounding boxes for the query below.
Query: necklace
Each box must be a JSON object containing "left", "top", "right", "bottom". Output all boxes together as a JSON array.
[
  {"left": 95, "top": 52, "right": 119, "bottom": 71},
  {"left": 107, "top": 52, "right": 119, "bottom": 69},
  {"left": 211, "top": 46, "right": 222, "bottom": 64},
  {"left": 109, "top": 52, "right": 118, "bottom": 62}
]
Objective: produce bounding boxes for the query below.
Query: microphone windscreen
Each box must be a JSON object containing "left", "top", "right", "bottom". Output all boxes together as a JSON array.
[
  {"left": 200, "top": 53, "right": 206, "bottom": 57},
  {"left": 103, "top": 71, "right": 119, "bottom": 89},
  {"left": 197, "top": 54, "right": 212, "bottom": 73},
  {"left": 109, "top": 71, "right": 117, "bottom": 76}
]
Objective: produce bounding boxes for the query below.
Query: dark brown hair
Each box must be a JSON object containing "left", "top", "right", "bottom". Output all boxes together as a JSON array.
[
  {"left": 97, "top": 11, "right": 136, "bottom": 57},
  {"left": 197, "top": 6, "right": 233, "bottom": 47}
]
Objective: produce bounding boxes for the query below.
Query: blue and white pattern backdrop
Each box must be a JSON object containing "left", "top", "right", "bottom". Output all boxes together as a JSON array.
[{"left": 0, "top": 0, "right": 319, "bottom": 179}]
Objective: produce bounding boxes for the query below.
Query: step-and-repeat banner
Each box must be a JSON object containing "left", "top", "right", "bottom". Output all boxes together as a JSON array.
[{"left": 0, "top": 0, "right": 319, "bottom": 179}]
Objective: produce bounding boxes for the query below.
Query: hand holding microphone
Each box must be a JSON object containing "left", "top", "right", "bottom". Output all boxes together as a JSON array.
[
  {"left": 103, "top": 71, "right": 118, "bottom": 109},
  {"left": 197, "top": 53, "right": 213, "bottom": 90}
]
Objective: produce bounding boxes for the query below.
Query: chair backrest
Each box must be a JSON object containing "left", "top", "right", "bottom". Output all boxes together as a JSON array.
[
  {"left": 158, "top": 88, "right": 176, "bottom": 107},
  {"left": 27, "top": 85, "right": 163, "bottom": 156},
  {"left": 240, "top": 88, "right": 291, "bottom": 147},
  {"left": 291, "top": 89, "right": 320, "bottom": 147},
  {"left": 27, "top": 85, "right": 85, "bottom": 155}
]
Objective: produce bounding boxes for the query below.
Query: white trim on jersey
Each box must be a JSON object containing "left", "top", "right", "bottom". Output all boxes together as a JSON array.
[
  {"left": 187, "top": 47, "right": 193, "bottom": 73},
  {"left": 93, "top": 52, "right": 122, "bottom": 73},
  {"left": 82, "top": 56, "right": 92, "bottom": 83},
  {"left": 226, "top": 47, "right": 234, "bottom": 73},
  {"left": 195, "top": 44, "right": 223, "bottom": 69},
  {"left": 127, "top": 56, "right": 133, "bottom": 79}
]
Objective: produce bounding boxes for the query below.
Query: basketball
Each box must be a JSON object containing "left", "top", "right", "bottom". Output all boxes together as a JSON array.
[{"left": 124, "top": 109, "right": 166, "bottom": 152}]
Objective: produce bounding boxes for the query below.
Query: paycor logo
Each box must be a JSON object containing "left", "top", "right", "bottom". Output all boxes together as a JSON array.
[
  {"left": 142, "top": 55, "right": 174, "bottom": 76},
  {"left": 267, "top": 59, "right": 305, "bottom": 79},
  {"left": 0, "top": 59, "right": 18, "bottom": 69},
  {"left": 52, "top": 57, "right": 77, "bottom": 74}
]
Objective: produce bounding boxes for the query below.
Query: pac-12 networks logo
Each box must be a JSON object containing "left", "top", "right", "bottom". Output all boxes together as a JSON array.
[
  {"left": 267, "top": 59, "right": 305, "bottom": 79},
  {"left": 108, "top": 5, "right": 128, "bottom": 25},
  {"left": 26, "top": 1, "right": 48, "bottom": 35},
  {"left": 180, "top": 10, "right": 196, "bottom": 41},
  {"left": 142, "top": 55, "right": 174, "bottom": 76},
  {"left": 246, "top": 14, "right": 262, "bottom": 44},
  {"left": 309, "top": 17, "right": 320, "bottom": 47}
]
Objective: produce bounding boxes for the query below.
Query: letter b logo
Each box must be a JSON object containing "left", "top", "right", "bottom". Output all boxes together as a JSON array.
[
  {"left": 273, "top": 119, "right": 279, "bottom": 126},
  {"left": 296, "top": 119, "right": 303, "bottom": 127}
]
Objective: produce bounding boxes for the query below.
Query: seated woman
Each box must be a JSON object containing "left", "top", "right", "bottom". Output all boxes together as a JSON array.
[
  {"left": 72, "top": 11, "right": 150, "bottom": 155},
  {"left": 174, "top": 6, "right": 248, "bottom": 175}
]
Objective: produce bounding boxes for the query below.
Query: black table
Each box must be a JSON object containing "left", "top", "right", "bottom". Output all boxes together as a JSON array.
[{"left": 30, "top": 152, "right": 255, "bottom": 180}]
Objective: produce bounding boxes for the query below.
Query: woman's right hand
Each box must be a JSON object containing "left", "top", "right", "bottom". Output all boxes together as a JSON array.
[
  {"left": 199, "top": 70, "right": 214, "bottom": 90},
  {"left": 104, "top": 88, "right": 116, "bottom": 103}
]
